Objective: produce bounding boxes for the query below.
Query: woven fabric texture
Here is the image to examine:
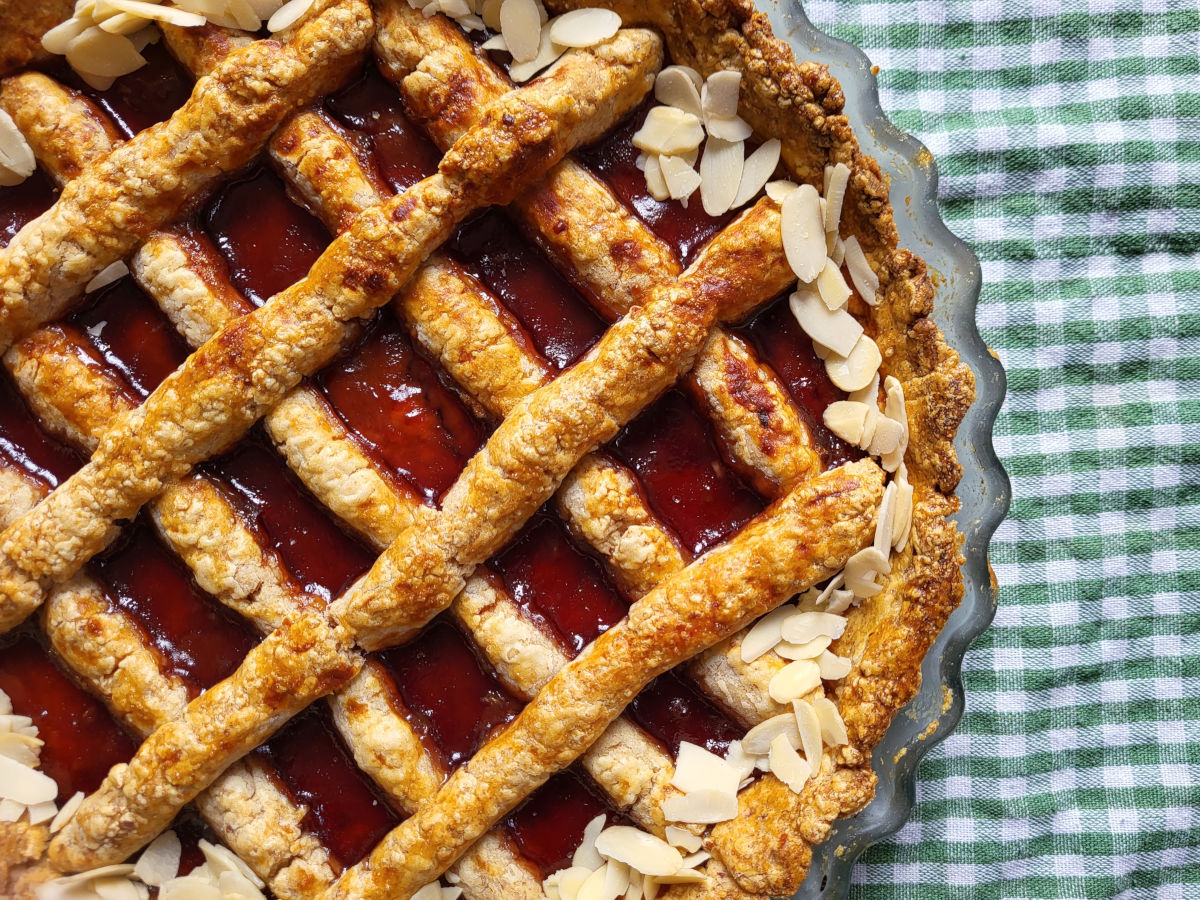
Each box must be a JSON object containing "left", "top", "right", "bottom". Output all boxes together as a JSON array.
[{"left": 803, "top": 1, "right": 1200, "bottom": 897}]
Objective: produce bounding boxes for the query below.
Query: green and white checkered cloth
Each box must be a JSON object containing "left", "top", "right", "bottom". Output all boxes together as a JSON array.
[{"left": 803, "top": 1, "right": 1200, "bottom": 897}]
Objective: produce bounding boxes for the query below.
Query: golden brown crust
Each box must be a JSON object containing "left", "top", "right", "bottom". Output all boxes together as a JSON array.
[
  {"left": 0, "top": 0, "right": 71, "bottom": 77},
  {"left": 325, "top": 461, "right": 883, "bottom": 900}
]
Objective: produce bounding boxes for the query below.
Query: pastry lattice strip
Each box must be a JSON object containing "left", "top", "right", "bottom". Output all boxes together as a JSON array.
[{"left": 0, "top": 57, "right": 686, "bottom": 894}]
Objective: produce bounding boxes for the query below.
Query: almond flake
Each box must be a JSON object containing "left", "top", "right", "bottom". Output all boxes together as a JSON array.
[
  {"left": 413, "top": 884, "right": 447, "bottom": 900},
  {"left": 0, "top": 754, "right": 57, "bottom": 805},
  {"left": 849, "top": 371, "right": 881, "bottom": 406},
  {"left": 134, "top": 830, "right": 182, "bottom": 886},
  {"left": 742, "top": 712, "right": 801, "bottom": 756},
  {"left": 623, "top": 871, "right": 643, "bottom": 900},
  {"left": 103, "top": 0, "right": 206, "bottom": 26},
  {"left": 506, "top": 20, "right": 565, "bottom": 81},
  {"left": 792, "top": 699, "right": 823, "bottom": 768},
  {"left": 842, "top": 235, "right": 880, "bottom": 306},
  {"left": 825, "top": 334, "right": 881, "bottom": 393},
  {"left": 653, "top": 66, "right": 702, "bottom": 117},
  {"left": 658, "top": 155, "right": 701, "bottom": 203},
  {"left": 575, "top": 864, "right": 614, "bottom": 900},
  {"left": 594, "top": 827, "right": 683, "bottom": 876},
  {"left": 631, "top": 106, "right": 704, "bottom": 157},
  {"left": 767, "top": 733, "right": 810, "bottom": 793},
  {"left": 781, "top": 185, "right": 827, "bottom": 284},
  {"left": 66, "top": 27, "right": 146, "bottom": 79},
  {"left": 764, "top": 179, "right": 797, "bottom": 203},
  {"left": 642, "top": 877, "right": 660, "bottom": 900},
  {"left": 732, "top": 138, "right": 780, "bottom": 208},
  {"left": 26, "top": 798, "right": 57, "bottom": 825},
  {"left": 663, "top": 826, "right": 703, "bottom": 854},
  {"left": 789, "top": 288, "right": 862, "bottom": 357},
  {"left": 267, "top": 0, "right": 314, "bottom": 31},
  {"left": 42, "top": 18, "right": 91, "bottom": 55},
  {"left": 823, "top": 162, "right": 851, "bottom": 232},
  {"left": 53, "top": 865, "right": 138, "bottom": 888},
  {"left": 880, "top": 375, "right": 909, "bottom": 472},
  {"left": 652, "top": 868, "right": 706, "bottom": 885},
  {"left": 198, "top": 839, "right": 263, "bottom": 889},
  {"left": 817, "top": 651, "right": 852, "bottom": 681},
  {"left": 0, "top": 798, "right": 23, "bottom": 822},
  {"left": 701, "top": 71, "right": 740, "bottom": 120},
  {"left": 500, "top": 0, "right": 541, "bottom": 62},
  {"left": 481, "top": 0, "right": 503, "bottom": 29},
  {"left": 822, "top": 400, "right": 869, "bottom": 446},
  {"left": 775, "top": 635, "right": 831, "bottom": 660},
  {"left": 815, "top": 259, "right": 851, "bottom": 311},
  {"left": 0, "top": 690, "right": 11, "bottom": 715},
  {"left": 824, "top": 588, "right": 855, "bottom": 615},
  {"left": 892, "top": 474, "right": 914, "bottom": 552},
  {"left": 0, "top": 731, "right": 42, "bottom": 767},
  {"left": 641, "top": 154, "right": 669, "bottom": 201},
  {"left": 660, "top": 788, "right": 737, "bottom": 826},
  {"left": 480, "top": 32, "right": 508, "bottom": 51},
  {"left": 780, "top": 611, "right": 847, "bottom": 645},
  {"left": 50, "top": 791, "right": 84, "bottom": 834},
  {"left": 557, "top": 866, "right": 594, "bottom": 900},
  {"left": 680, "top": 851, "right": 710, "bottom": 869},
  {"left": 698, "top": 136, "right": 743, "bottom": 216},
  {"left": 829, "top": 232, "right": 846, "bottom": 266},
  {"left": 767, "top": 658, "right": 821, "bottom": 703},
  {"left": 704, "top": 115, "right": 752, "bottom": 142},
  {"left": 811, "top": 696, "right": 849, "bottom": 746},
  {"left": 723, "top": 740, "right": 756, "bottom": 781},
  {"left": 874, "top": 482, "right": 898, "bottom": 556},
  {"left": 549, "top": 8, "right": 620, "bottom": 48},
  {"left": 86, "top": 260, "right": 129, "bottom": 294},
  {"left": 604, "top": 862, "right": 632, "bottom": 900},
  {"left": 672, "top": 742, "right": 739, "bottom": 796},
  {"left": 159, "top": 875, "right": 221, "bottom": 900},
  {"left": 867, "top": 415, "right": 904, "bottom": 457},
  {"left": 739, "top": 603, "right": 796, "bottom": 663},
  {"left": 573, "top": 813, "right": 607, "bottom": 870}
]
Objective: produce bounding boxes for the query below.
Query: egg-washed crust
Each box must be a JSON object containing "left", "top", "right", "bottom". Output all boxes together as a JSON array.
[
  {"left": 539, "top": 1, "right": 973, "bottom": 895},
  {"left": 0, "top": 0, "right": 71, "bottom": 76}
]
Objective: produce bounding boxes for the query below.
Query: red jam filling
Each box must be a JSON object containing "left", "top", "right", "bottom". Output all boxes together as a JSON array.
[
  {"left": 88, "top": 518, "right": 260, "bottom": 692},
  {"left": 578, "top": 101, "right": 735, "bottom": 267},
  {"left": 610, "top": 389, "right": 766, "bottom": 558},
  {"left": 65, "top": 275, "right": 192, "bottom": 398},
  {"left": 0, "top": 168, "right": 57, "bottom": 246},
  {"left": 490, "top": 509, "right": 628, "bottom": 655},
  {"left": 208, "top": 431, "right": 376, "bottom": 601},
  {"left": 505, "top": 769, "right": 621, "bottom": 878},
  {"left": 736, "top": 298, "right": 862, "bottom": 468},
  {"left": 376, "top": 618, "right": 522, "bottom": 769},
  {"left": 324, "top": 64, "right": 442, "bottom": 194},
  {"left": 258, "top": 705, "right": 401, "bottom": 867},
  {"left": 319, "top": 309, "right": 488, "bottom": 505},
  {"left": 68, "top": 41, "right": 192, "bottom": 139},
  {"left": 0, "top": 630, "right": 135, "bottom": 800},
  {"left": 628, "top": 670, "right": 743, "bottom": 758},
  {"left": 450, "top": 211, "right": 607, "bottom": 370},
  {"left": 0, "top": 368, "right": 84, "bottom": 486},
  {"left": 203, "top": 166, "right": 331, "bottom": 307}
]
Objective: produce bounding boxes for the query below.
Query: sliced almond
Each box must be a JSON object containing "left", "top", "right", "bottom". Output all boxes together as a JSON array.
[
  {"left": 742, "top": 713, "right": 801, "bottom": 756},
  {"left": 93, "top": 875, "right": 142, "bottom": 900},
  {"left": 658, "top": 154, "right": 701, "bottom": 203},
  {"left": 576, "top": 864, "right": 612, "bottom": 900},
  {"left": 789, "top": 288, "right": 863, "bottom": 357},
  {"left": 660, "top": 788, "right": 738, "bottom": 825},
  {"left": 51, "top": 865, "right": 138, "bottom": 889},
  {"left": 499, "top": 0, "right": 541, "bottom": 62},
  {"left": 874, "top": 482, "right": 898, "bottom": 556},
  {"left": 731, "top": 138, "right": 780, "bottom": 208},
  {"left": 811, "top": 696, "right": 849, "bottom": 746},
  {"left": 823, "top": 162, "right": 851, "bottom": 233},
  {"left": 781, "top": 185, "right": 827, "bottom": 284},
  {"left": 557, "top": 867, "right": 593, "bottom": 900},
  {"left": 842, "top": 235, "right": 880, "bottom": 306},
  {"left": 481, "top": 0, "right": 504, "bottom": 29},
  {"left": 825, "top": 334, "right": 882, "bottom": 393},
  {"left": 767, "top": 733, "right": 811, "bottom": 793},
  {"left": 849, "top": 371, "right": 881, "bottom": 406},
  {"left": 817, "top": 651, "right": 852, "bottom": 681},
  {"left": 859, "top": 404, "right": 880, "bottom": 451},
  {"left": 0, "top": 732, "right": 42, "bottom": 767},
  {"left": 822, "top": 400, "right": 869, "bottom": 446},
  {"left": 823, "top": 587, "right": 855, "bottom": 615},
  {"left": 604, "top": 862, "right": 631, "bottom": 900},
  {"left": 892, "top": 475, "right": 914, "bottom": 552},
  {"left": 42, "top": 17, "right": 91, "bottom": 55},
  {"left": 672, "top": 741, "right": 739, "bottom": 796},
  {"left": 765, "top": 179, "right": 796, "bottom": 203},
  {"left": 96, "top": 13, "right": 150, "bottom": 37},
  {"left": 698, "top": 136, "right": 743, "bottom": 216},
  {"left": 103, "top": 0, "right": 206, "bottom": 26},
  {"left": 631, "top": 106, "right": 704, "bottom": 157},
  {"left": 723, "top": 739, "right": 756, "bottom": 781},
  {"left": 844, "top": 548, "right": 885, "bottom": 598},
  {"left": 767, "top": 659, "right": 821, "bottom": 703},
  {"left": 663, "top": 825, "right": 703, "bottom": 854},
  {"left": 780, "top": 611, "right": 847, "bottom": 645},
  {"left": 739, "top": 603, "right": 796, "bottom": 663},
  {"left": 652, "top": 868, "right": 706, "bottom": 885},
  {"left": 66, "top": 27, "right": 146, "bottom": 78},
  {"left": 701, "top": 70, "right": 740, "bottom": 119},
  {"left": 623, "top": 870, "right": 643, "bottom": 900},
  {"left": 775, "top": 635, "right": 831, "bottom": 660},
  {"left": 0, "top": 691, "right": 11, "bottom": 716},
  {"left": 0, "top": 798, "right": 23, "bottom": 822},
  {"left": 198, "top": 839, "right": 263, "bottom": 889},
  {"left": 86, "top": 260, "right": 129, "bottom": 294},
  {"left": 595, "top": 827, "right": 683, "bottom": 876},
  {"left": 573, "top": 813, "right": 607, "bottom": 870},
  {"left": 26, "top": 799, "right": 56, "bottom": 825},
  {"left": 829, "top": 233, "right": 846, "bottom": 266},
  {"left": 654, "top": 66, "right": 702, "bottom": 117},
  {"left": 815, "top": 259, "right": 852, "bottom": 311},
  {"left": 132, "top": 828, "right": 181, "bottom": 885},
  {"left": 480, "top": 32, "right": 508, "bottom": 50},
  {"left": 0, "top": 754, "right": 57, "bottom": 805},
  {"left": 507, "top": 24, "right": 566, "bottom": 82},
  {"left": 50, "top": 791, "right": 84, "bottom": 834},
  {"left": 438, "top": 0, "right": 474, "bottom": 18},
  {"left": 217, "top": 870, "right": 266, "bottom": 900},
  {"left": 867, "top": 415, "right": 904, "bottom": 457},
  {"left": 267, "top": 0, "right": 315, "bottom": 30},
  {"left": 792, "top": 699, "right": 823, "bottom": 768},
  {"left": 705, "top": 115, "right": 752, "bottom": 142},
  {"left": 642, "top": 153, "right": 669, "bottom": 201},
  {"left": 549, "top": 7, "right": 620, "bottom": 47}
]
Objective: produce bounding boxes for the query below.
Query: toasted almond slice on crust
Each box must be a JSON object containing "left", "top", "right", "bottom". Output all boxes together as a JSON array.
[
  {"left": 825, "top": 334, "right": 882, "bottom": 393},
  {"left": 816, "top": 259, "right": 852, "bottom": 311},
  {"left": 781, "top": 184, "right": 826, "bottom": 283},
  {"left": 699, "top": 135, "right": 743, "bottom": 216},
  {"left": 742, "top": 712, "right": 801, "bottom": 756},
  {"left": 500, "top": 0, "right": 542, "bottom": 62},
  {"left": 701, "top": 70, "right": 740, "bottom": 119},
  {"left": 654, "top": 66, "right": 702, "bottom": 116},
  {"left": 659, "top": 154, "right": 701, "bottom": 202},
  {"left": 811, "top": 696, "right": 850, "bottom": 746},
  {"left": 823, "top": 162, "right": 851, "bottom": 232},
  {"left": 549, "top": 7, "right": 620, "bottom": 48},
  {"left": 792, "top": 699, "right": 823, "bottom": 767},
  {"left": 739, "top": 602, "right": 796, "bottom": 663},
  {"left": 733, "top": 138, "right": 780, "bottom": 208},
  {"left": 768, "top": 658, "right": 821, "bottom": 703},
  {"left": 843, "top": 235, "right": 881, "bottom": 306},
  {"left": 661, "top": 788, "right": 738, "bottom": 826},
  {"left": 823, "top": 400, "right": 870, "bottom": 446},
  {"left": 789, "top": 288, "right": 863, "bottom": 357},
  {"left": 595, "top": 827, "right": 684, "bottom": 876},
  {"left": 632, "top": 106, "right": 704, "bottom": 156},
  {"left": 781, "top": 611, "right": 847, "bottom": 645},
  {"left": 767, "top": 733, "right": 811, "bottom": 792}
]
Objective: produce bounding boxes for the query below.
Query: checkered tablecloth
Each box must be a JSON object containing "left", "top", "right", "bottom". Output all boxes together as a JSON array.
[{"left": 802, "top": 1, "right": 1200, "bottom": 897}]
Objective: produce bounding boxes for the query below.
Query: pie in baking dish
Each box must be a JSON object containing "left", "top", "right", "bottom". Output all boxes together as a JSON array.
[{"left": 0, "top": 1, "right": 974, "bottom": 898}]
